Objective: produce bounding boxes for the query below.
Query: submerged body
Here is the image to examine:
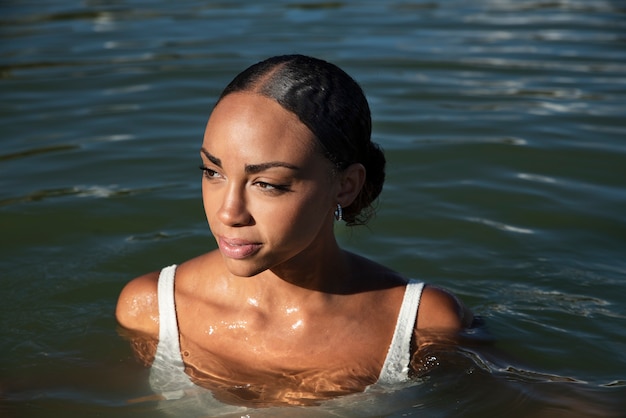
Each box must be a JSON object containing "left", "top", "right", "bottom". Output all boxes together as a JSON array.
[
  {"left": 148, "top": 264, "right": 426, "bottom": 406},
  {"left": 116, "top": 55, "right": 472, "bottom": 407}
]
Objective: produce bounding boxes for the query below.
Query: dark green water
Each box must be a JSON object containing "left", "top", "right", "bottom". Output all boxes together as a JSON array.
[{"left": 1, "top": 1, "right": 625, "bottom": 417}]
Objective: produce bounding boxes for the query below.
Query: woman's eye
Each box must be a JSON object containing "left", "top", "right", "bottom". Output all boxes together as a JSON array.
[
  {"left": 255, "top": 181, "right": 291, "bottom": 193},
  {"left": 257, "top": 182, "right": 276, "bottom": 190},
  {"left": 199, "top": 165, "right": 221, "bottom": 179}
]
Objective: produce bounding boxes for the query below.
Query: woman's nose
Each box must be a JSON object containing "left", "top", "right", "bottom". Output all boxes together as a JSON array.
[{"left": 217, "top": 186, "right": 252, "bottom": 227}]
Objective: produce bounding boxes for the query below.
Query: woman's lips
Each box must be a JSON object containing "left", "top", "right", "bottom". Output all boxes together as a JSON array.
[{"left": 218, "top": 237, "right": 262, "bottom": 259}]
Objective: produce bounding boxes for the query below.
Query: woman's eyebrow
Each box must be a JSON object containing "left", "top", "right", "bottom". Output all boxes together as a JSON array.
[
  {"left": 200, "top": 147, "right": 222, "bottom": 167},
  {"left": 201, "top": 147, "right": 300, "bottom": 174},
  {"left": 245, "top": 161, "right": 300, "bottom": 174}
]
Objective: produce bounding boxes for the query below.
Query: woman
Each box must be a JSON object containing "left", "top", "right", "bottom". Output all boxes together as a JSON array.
[{"left": 116, "top": 54, "right": 473, "bottom": 407}]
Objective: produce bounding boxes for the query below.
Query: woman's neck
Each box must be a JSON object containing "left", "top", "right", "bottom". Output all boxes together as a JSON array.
[{"left": 265, "top": 236, "right": 354, "bottom": 295}]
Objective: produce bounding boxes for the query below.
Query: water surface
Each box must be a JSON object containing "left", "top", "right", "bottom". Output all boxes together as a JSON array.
[{"left": 1, "top": 0, "right": 625, "bottom": 417}]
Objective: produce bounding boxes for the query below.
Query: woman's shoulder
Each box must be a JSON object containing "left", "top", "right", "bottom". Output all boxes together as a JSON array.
[
  {"left": 115, "top": 269, "right": 161, "bottom": 336},
  {"left": 345, "top": 252, "right": 472, "bottom": 330},
  {"left": 115, "top": 252, "right": 222, "bottom": 334},
  {"left": 417, "top": 285, "right": 473, "bottom": 331}
]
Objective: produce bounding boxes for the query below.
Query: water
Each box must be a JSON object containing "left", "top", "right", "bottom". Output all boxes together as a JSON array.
[{"left": 1, "top": 0, "right": 625, "bottom": 416}]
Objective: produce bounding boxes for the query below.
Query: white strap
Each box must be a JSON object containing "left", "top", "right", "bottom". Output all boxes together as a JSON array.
[
  {"left": 157, "top": 264, "right": 179, "bottom": 347},
  {"left": 150, "top": 264, "right": 192, "bottom": 399},
  {"left": 377, "top": 279, "right": 424, "bottom": 385}
]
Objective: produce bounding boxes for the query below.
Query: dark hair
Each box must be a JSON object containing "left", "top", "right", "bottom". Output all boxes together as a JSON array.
[{"left": 217, "top": 54, "right": 386, "bottom": 226}]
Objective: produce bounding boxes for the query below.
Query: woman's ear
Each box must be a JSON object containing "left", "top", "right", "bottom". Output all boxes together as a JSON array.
[{"left": 336, "top": 163, "right": 366, "bottom": 207}]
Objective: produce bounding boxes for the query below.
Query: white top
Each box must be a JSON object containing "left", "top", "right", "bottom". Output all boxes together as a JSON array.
[{"left": 149, "top": 264, "right": 425, "bottom": 399}]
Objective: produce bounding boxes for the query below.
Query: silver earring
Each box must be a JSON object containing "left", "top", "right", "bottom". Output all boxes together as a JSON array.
[{"left": 334, "top": 203, "right": 343, "bottom": 221}]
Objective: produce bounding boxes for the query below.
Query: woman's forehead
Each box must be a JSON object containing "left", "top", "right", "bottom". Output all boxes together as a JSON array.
[{"left": 202, "top": 93, "right": 324, "bottom": 168}]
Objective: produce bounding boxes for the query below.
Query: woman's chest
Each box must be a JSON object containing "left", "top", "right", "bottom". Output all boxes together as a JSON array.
[{"left": 175, "top": 311, "right": 394, "bottom": 405}]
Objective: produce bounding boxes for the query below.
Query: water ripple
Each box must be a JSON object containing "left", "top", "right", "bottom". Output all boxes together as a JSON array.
[
  {"left": 0, "top": 144, "right": 79, "bottom": 162},
  {"left": 0, "top": 184, "right": 171, "bottom": 207},
  {"left": 466, "top": 217, "right": 535, "bottom": 234}
]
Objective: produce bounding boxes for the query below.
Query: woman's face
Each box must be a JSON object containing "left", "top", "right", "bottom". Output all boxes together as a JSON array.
[{"left": 201, "top": 92, "right": 339, "bottom": 278}]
